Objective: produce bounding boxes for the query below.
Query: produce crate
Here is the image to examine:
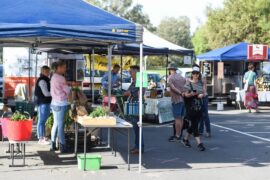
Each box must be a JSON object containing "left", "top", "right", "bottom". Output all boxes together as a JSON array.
[
  {"left": 77, "top": 116, "right": 116, "bottom": 126},
  {"left": 77, "top": 154, "right": 102, "bottom": 171}
]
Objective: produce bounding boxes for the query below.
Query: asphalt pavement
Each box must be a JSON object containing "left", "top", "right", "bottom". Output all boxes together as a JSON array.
[{"left": 1, "top": 105, "right": 270, "bottom": 180}]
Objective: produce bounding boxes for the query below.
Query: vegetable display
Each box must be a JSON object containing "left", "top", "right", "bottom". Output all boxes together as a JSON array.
[
  {"left": 89, "top": 107, "right": 109, "bottom": 118},
  {"left": 72, "top": 86, "right": 80, "bottom": 92},
  {"left": 11, "top": 111, "right": 28, "bottom": 121}
]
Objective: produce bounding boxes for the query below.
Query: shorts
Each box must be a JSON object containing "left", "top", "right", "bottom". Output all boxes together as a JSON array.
[{"left": 172, "top": 102, "right": 185, "bottom": 119}]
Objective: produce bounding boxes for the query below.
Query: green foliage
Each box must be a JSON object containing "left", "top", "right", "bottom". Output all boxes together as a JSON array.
[
  {"left": 192, "top": 0, "right": 270, "bottom": 54},
  {"left": 192, "top": 25, "right": 211, "bottom": 55},
  {"left": 89, "top": 106, "right": 109, "bottom": 118},
  {"left": 72, "top": 86, "right": 80, "bottom": 92},
  {"left": 157, "top": 16, "right": 193, "bottom": 48},
  {"left": 45, "top": 113, "right": 54, "bottom": 129},
  {"left": 85, "top": 0, "right": 155, "bottom": 31},
  {"left": 11, "top": 111, "right": 28, "bottom": 121},
  {"left": 146, "top": 56, "right": 167, "bottom": 70},
  {"left": 45, "top": 111, "right": 73, "bottom": 130}
]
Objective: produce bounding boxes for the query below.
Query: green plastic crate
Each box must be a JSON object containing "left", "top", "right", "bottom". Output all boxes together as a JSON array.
[{"left": 77, "top": 154, "right": 102, "bottom": 171}]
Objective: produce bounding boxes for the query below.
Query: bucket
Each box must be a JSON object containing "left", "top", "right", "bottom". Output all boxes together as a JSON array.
[
  {"left": 77, "top": 154, "right": 102, "bottom": 171},
  {"left": 6, "top": 119, "right": 33, "bottom": 141},
  {"left": 217, "top": 102, "right": 224, "bottom": 111}
]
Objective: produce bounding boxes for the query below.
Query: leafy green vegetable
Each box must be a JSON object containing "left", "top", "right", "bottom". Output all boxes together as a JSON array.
[
  {"left": 11, "top": 111, "right": 28, "bottom": 121},
  {"left": 89, "top": 106, "right": 109, "bottom": 118},
  {"left": 72, "top": 86, "right": 80, "bottom": 92}
]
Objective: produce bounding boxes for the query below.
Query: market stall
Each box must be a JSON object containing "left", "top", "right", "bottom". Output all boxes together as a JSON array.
[
  {"left": 39, "top": 28, "right": 194, "bottom": 124},
  {"left": 197, "top": 42, "right": 270, "bottom": 106},
  {"left": 0, "top": 0, "right": 145, "bottom": 172}
]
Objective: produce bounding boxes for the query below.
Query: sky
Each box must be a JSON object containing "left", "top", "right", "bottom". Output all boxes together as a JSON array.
[{"left": 135, "top": 0, "right": 224, "bottom": 33}]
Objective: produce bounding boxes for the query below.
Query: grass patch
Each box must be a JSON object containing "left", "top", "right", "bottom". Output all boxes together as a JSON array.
[{"left": 147, "top": 69, "right": 167, "bottom": 76}]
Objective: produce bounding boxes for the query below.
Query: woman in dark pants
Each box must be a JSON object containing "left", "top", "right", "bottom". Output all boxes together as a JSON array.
[
  {"left": 182, "top": 66, "right": 205, "bottom": 151},
  {"left": 199, "top": 75, "right": 211, "bottom": 137}
]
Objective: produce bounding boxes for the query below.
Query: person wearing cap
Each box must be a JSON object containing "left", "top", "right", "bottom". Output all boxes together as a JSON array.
[
  {"left": 182, "top": 65, "right": 206, "bottom": 151},
  {"left": 167, "top": 63, "right": 186, "bottom": 142}
]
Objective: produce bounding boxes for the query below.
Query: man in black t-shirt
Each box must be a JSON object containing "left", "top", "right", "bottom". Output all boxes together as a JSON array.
[{"left": 124, "top": 65, "right": 144, "bottom": 154}]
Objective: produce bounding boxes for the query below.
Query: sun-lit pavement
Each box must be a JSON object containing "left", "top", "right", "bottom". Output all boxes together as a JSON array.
[{"left": 1, "top": 106, "right": 270, "bottom": 180}]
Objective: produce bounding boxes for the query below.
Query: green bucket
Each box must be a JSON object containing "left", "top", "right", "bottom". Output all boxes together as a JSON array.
[{"left": 77, "top": 154, "right": 102, "bottom": 171}]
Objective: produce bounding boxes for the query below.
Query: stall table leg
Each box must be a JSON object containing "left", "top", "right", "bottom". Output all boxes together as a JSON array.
[
  {"left": 9, "top": 142, "right": 26, "bottom": 167},
  {"left": 84, "top": 127, "right": 87, "bottom": 171},
  {"left": 128, "top": 128, "right": 130, "bottom": 171},
  {"left": 74, "top": 122, "right": 78, "bottom": 157}
]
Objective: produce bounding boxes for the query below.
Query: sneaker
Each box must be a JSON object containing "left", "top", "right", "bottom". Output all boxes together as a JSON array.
[
  {"left": 181, "top": 139, "right": 191, "bottom": 148},
  {"left": 50, "top": 142, "right": 58, "bottom": 151},
  {"left": 198, "top": 143, "right": 206, "bottom": 151},
  {"left": 206, "top": 133, "right": 211, "bottom": 138},
  {"left": 130, "top": 148, "right": 144, "bottom": 155},
  {"left": 38, "top": 139, "right": 51, "bottom": 145},
  {"left": 168, "top": 136, "right": 181, "bottom": 142}
]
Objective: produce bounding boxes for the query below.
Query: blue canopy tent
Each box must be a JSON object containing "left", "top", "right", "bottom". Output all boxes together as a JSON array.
[
  {"left": 197, "top": 42, "right": 270, "bottom": 61},
  {"left": 0, "top": 0, "right": 146, "bottom": 172},
  {"left": 0, "top": 0, "right": 142, "bottom": 46}
]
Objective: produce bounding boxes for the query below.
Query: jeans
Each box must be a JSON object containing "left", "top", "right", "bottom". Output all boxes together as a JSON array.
[
  {"left": 51, "top": 105, "right": 68, "bottom": 145},
  {"left": 37, "top": 103, "right": 51, "bottom": 139},
  {"left": 199, "top": 96, "right": 211, "bottom": 134},
  {"left": 129, "top": 116, "right": 144, "bottom": 150}
]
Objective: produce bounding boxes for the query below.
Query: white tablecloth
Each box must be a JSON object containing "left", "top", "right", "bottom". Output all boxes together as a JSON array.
[{"left": 230, "top": 90, "right": 270, "bottom": 102}]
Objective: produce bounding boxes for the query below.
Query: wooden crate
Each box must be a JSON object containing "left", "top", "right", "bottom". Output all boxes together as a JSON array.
[{"left": 77, "top": 116, "right": 116, "bottom": 126}]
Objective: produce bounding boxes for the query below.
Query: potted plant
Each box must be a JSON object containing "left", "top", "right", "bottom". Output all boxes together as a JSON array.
[{"left": 6, "top": 111, "right": 33, "bottom": 141}]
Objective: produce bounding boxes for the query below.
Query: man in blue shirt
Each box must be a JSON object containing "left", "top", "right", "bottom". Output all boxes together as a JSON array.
[{"left": 101, "top": 64, "right": 121, "bottom": 95}]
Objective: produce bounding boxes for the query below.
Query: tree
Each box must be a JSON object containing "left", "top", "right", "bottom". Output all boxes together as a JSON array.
[
  {"left": 125, "top": 4, "right": 156, "bottom": 32},
  {"left": 192, "top": 25, "right": 211, "bottom": 55},
  {"left": 157, "top": 17, "right": 193, "bottom": 48},
  {"left": 85, "top": 0, "right": 155, "bottom": 31},
  {"left": 192, "top": 0, "right": 270, "bottom": 52}
]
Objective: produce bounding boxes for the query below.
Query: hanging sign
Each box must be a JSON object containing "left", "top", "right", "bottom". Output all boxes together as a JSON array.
[
  {"left": 217, "top": 62, "right": 224, "bottom": 79},
  {"left": 136, "top": 72, "right": 148, "bottom": 88},
  {"left": 247, "top": 44, "right": 268, "bottom": 61},
  {"left": 184, "top": 56, "right": 192, "bottom": 65}
]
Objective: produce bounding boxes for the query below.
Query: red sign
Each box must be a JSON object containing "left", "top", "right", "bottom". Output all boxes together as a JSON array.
[{"left": 248, "top": 44, "right": 268, "bottom": 61}]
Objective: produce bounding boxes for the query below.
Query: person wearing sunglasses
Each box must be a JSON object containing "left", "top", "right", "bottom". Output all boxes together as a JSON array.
[{"left": 182, "top": 66, "right": 206, "bottom": 151}]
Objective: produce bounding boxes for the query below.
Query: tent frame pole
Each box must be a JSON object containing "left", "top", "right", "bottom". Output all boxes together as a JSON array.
[
  {"left": 89, "top": 52, "right": 92, "bottom": 102},
  {"left": 139, "top": 43, "right": 143, "bottom": 173},
  {"left": 120, "top": 55, "right": 123, "bottom": 89},
  {"left": 91, "top": 49, "right": 95, "bottom": 104},
  {"left": 107, "top": 44, "right": 113, "bottom": 148},
  {"left": 165, "top": 54, "right": 169, "bottom": 87},
  {"left": 28, "top": 48, "right": 31, "bottom": 101}
]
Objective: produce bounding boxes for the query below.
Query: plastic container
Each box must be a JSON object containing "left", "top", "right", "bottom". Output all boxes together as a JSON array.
[
  {"left": 77, "top": 154, "right": 102, "bottom": 171},
  {"left": 6, "top": 119, "right": 33, "bottom": 141},
  {"left": 217, "top": 102, "right": 224, "bottom": 111}
]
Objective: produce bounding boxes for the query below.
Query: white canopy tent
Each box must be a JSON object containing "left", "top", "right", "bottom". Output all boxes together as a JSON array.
[{"left": 143, "top": 28, "right": 192, "bottom": 54}]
